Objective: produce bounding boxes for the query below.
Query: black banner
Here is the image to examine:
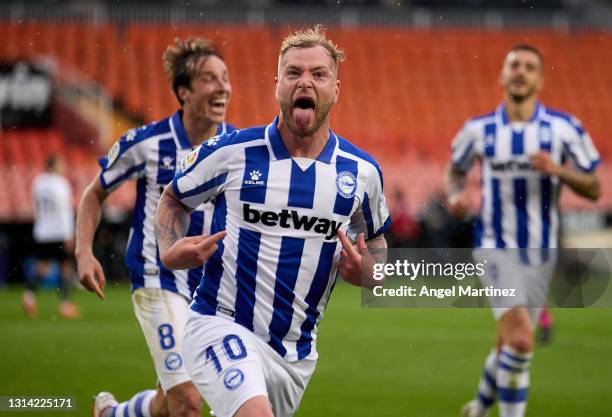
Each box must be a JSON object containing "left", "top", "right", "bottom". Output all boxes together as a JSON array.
[{"left": 0, "top": 61, "right": 53, "bottom": 129}]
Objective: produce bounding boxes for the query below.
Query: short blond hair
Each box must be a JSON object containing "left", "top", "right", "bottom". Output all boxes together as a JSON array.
[
  {"left": 279, "top": 25, "right": 345, "bottom": 71},
  {"left": 163, "top": 37, "right": 223, "bottom": 105}
]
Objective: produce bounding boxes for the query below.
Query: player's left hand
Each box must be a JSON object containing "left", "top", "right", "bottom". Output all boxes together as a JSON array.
[
  {"left": 530, "top": 152, "right": 561, "bottom": 176},
  {"left": 337, "top": 230, "right": 376, "bottom": 289}
]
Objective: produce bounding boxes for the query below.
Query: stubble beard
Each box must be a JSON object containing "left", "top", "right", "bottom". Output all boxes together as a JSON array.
[{"left": 280, "top": 98, "right": 334, "bottom": 138}]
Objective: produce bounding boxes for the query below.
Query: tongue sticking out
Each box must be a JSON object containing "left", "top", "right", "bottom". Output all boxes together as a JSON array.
[{"left": 293, "top": 107, "right": 314, "bottom": 129}]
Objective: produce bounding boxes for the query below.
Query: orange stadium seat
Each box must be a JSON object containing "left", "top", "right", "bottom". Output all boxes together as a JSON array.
[{"left": 0, "top": 23, "right": 610, "bottom": 216}]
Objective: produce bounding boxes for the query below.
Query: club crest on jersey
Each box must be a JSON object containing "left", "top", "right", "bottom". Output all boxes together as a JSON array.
[
  {"left": 336, "top": 171, "right": 357, "bottom": 199},
  {"left": 540, "top": 127, "right": 552, "bottom": 143},
  {"left": 164, "top": 353, "right": 183, "bottom": 371},
  {"left": 224, "top": 368, "right": 244, "bottom": 391},
  {"left": 180, "top": 149, "right": 198, "bottom": 172},
  {"left": 106, "top": 141, "right": 120, "bottom": 167}
]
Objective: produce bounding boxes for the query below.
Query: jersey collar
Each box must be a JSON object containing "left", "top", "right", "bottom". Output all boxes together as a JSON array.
[
  {"left": 170, "top": 111, "right": 192, "bottom": 149},
  {"left": 498, "top": 101, "right": 543, "bottom": 125},
  {"left": 170, "top": 111, "right": 228, "bottom": 149},
  {"left": 266, "top": 115, "right": 337, "bottom": 164}
]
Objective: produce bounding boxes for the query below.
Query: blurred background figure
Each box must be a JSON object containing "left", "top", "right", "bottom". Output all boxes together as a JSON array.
[
  {"left": 24, "top": 155, "right": 79, "bottom": 318},
  {"left": 538, "top": 307, "right": 554, "bottom": 345},
  {"left": 387, "top": 188, "right": 421, "bottom": 247}
]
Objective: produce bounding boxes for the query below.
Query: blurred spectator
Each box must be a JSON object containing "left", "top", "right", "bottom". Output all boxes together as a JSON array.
[
  {"left": 387, "top": 189, "right": 421, "bottom": 247},
  {"left": 23, "top": 155, "right": 80, "bottom": 319}
]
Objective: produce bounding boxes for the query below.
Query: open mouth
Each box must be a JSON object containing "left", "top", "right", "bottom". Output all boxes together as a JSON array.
[
  {"left": 293, "top": 97, "right": 315, "bottom": 110},
  {"left": 210, "top": 97, "right": 227, "bottom": 112}
]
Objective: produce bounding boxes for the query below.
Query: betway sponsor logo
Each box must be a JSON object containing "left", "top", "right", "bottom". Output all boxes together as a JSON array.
[
  {"left": 243, "top": 204, "right": 341, "bottom": 241},
  {"left": 490, "top": 160, "right": 533, "bottom": 172}
]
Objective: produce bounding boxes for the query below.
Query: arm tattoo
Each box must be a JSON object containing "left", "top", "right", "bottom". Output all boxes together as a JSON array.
[
  {"left": 155, "top": 194, "right": 190, "bottom": 254},
  {"left": 366, "top": 235, "right": 388, "bottom": 264}
]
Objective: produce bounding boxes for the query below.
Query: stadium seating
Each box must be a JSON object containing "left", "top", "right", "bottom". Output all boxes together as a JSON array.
[{"left": 1, "top": 22, "right": 610, "bottom": 219}]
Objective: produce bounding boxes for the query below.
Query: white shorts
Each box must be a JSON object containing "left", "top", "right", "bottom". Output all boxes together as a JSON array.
[
  {"left": 473, "top": 249, "right": 557, "bottom": 322},
  {"left": 132, "top": 287, "right": 191, "bottom": 392},
  {"left": 183, "top": 312, "right": 316, "bottom": 417}
]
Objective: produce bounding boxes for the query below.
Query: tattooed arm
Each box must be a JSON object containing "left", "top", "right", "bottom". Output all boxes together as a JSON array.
[{"left": 155, "top": 185, "right": 226, "bottom": 270}]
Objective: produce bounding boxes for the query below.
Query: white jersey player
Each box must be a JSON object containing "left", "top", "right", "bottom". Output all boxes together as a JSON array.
[
  {"left": 76, "top": 38, "right": 235, "bottom": 417},
  {"left": 24, "top": 155, "right": 80, "bottom": 319},
  {"left": 445, "top": 44, "right": 601, "bottom": 417},
  {"left": 155, "top": 27, "right": 391, "bottom": 417}
]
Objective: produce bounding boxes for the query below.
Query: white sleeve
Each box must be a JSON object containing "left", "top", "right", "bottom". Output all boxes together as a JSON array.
[
  {"left": 560, "top": 117, "right": 600, "bottom": 173},
  {"left": 98, "top": 129, "right": 148, "bottom": 191},
  {"left": 450, "top": 122, "right": 479, "bottom": 173},
  {"left": 348, "top": 163, "right": 391, "bottom": 241}
]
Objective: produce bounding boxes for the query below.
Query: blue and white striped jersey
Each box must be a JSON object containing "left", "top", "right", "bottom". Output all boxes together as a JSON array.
[
  {"left": 172, "top": 117, "right": 391, "bottom": 362},
  {"left": 98, "top": 110, "right": 236, "bottom": 300},
  {"left": 451, "top": 102, "right": 600, "bottom": 249}
]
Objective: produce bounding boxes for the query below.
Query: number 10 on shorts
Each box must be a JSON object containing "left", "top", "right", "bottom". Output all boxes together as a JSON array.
[{"left": 205, "top": 334, "right": 247, "bottom": 374}]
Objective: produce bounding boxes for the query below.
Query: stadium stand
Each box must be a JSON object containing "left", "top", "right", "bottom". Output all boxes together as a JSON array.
[{"left": 0, "top": 22, "right": 610, "bottom": 220}]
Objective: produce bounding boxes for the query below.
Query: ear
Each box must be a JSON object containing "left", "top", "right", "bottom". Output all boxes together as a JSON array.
[
  {"left": 274, "top": 76, "right": 280, "bottom": 100},
  {"left": 177, "top": 85, "right": 190, "bottom": 104},
  {"left": 333, "top": 79, "right": 340, "bottom": 104}
]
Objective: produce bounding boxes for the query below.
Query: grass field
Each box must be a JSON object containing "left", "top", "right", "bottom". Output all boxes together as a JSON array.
[{"left": 1, "top": 282, "right": 611, "bottom": 417}]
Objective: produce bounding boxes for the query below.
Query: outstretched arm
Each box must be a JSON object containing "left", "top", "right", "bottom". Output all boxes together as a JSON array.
[
  {"left": 75, "top": 175, "right": 109, "bottom": 299},
  {"left": 530, "top": 152, "right": 600, "bottom": 201},
  {"left": 155, "top": 185, "right": 226, "bottom": 270}
]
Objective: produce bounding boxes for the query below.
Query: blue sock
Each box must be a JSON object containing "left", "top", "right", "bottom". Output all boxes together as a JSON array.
[{"left": 497, "top": 346, "right": 532, "bottom": 417}]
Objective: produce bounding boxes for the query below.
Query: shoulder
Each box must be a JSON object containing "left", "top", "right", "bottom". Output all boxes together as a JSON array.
[
  {"left": 223, "top": 122, "right": 239, "bottom": 134},
  {"left": 544, "top": 107, "right": 585, "bottom": 135},
  {"left": 118, "top": 118, "right": 173, "bottom": 149},
  {"left": 181, "top": 125, "right": 267, "bottom": 172},
  {"left": 336, "top": 135, "right": 384, "bottom": 185},
  {"left": 463, "top": 111, "right": 496, "bottom": 132},
  {"left": 201, "top": 125, "right": 267, "bottom": 153}
]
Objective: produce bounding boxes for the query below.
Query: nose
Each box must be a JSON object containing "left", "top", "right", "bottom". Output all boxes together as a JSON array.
[{"left": 297, "top": 74, "right": 313, "bottom": 89}]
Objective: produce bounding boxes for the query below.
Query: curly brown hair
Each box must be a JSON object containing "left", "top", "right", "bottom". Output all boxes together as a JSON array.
[{"left": 163, "top": 37, "right": 224, "bottom": 105}]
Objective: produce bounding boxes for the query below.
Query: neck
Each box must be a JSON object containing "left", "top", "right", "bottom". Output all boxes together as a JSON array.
[
  {"left": 504, "top": 96, "right": 538, "bottom": 123},
  {"left": 182, "top": 109, "right": 219, "bottom": 146},
  {"left": 277, "top": 116, "right": 330, "bottom": 159}
]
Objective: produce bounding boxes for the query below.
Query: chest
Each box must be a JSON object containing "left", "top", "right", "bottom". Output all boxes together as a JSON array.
[
  {"left": 478, "top": 122, "right": 563, "bottom": 175},
  {"left": 144, "top": 139, "right": 194, "bottom": 186},
  {"left": 223, "top": 156, "right": 362, "bottom": 239}
]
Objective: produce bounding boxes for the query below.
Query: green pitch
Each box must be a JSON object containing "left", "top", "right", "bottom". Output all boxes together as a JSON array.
[{"left": 1, "top": 283, "right": 610, "bottom": 417}]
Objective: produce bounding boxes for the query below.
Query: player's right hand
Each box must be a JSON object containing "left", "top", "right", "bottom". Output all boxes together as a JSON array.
[
  {"left": 160, "top": 231, "right": 227, "bottom": 270},
  {"left": 76, "top": 253, "right": 106, "bottom": 300},
  {"left": 446, "top": 192, "right": 469, "bottom": 219}
]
